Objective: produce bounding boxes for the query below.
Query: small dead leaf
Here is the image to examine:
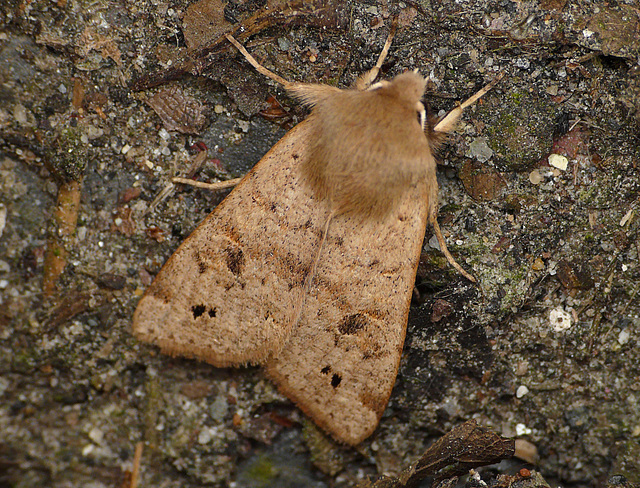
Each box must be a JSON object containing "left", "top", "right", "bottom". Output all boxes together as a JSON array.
[
  {"left": 182, "top": 0, "right": 233, "bottom": 51},
  {"left": 180, "top": 380, "right": 214, "bottom": 399},
  {"left": 72, "top": 78, "right": 85, "bottom": 111},
  {"left": 147, "top": 87, "right": 208, "bottom": 134},
  {"left": 119, "top": 187, "right": 142, "bottom": 204},
  {"left": 77, "top": 27, "right": 122, "bottom": 67},
  {"left": 398, "top": 6, "right": 417, "bottom": 27},
  {"left": 458, "top": 159, "right": 505, "bottom": 201},
  {"left": 112, "top": 207, "right": 136, "bottom": 236},
  {"left": 431, "top": 299, "right": 453, "bottom": 323},
  {"left": 145, "top": 226, "right": 166, "bottom": 242},
  {"left": 585, "top": 5, "right": 640, "bottom": 60},
  {"left": 557, "top": 260, "right": 594, "bottom": 291},
  {"left": 96, "top": 273, "right": 127, "bottom": 290}
]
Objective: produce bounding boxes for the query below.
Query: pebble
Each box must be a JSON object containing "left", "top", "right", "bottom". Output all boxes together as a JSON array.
[
  {"left": 428, "top": 234, "right": 440, "bottom": 251},
  {"left": 549, "top": 307, "right": 572, "bottom": 332},
  {"left": 618, "top": 329, "right": 630, "bottom": 345},
  {"left": 516, "top": 385, "right": 529, "bottom": 398},
  {"left": 516, "top": 423, "right": 532, "bottom": 435},
  {"left": 0, "top": 204, "right": 6, "bottom": 238},
  {"left": 13, "top": 104, "right": 28, "bottom": 124},
  {"left": 88, "top": 426, "right": 104, "bottom": 444},
  {"left": 548, "top": 153, "right": 568, "bottom": 171},
  {"left": 277, "top": 37, "right": 290, "bottom": 51},
  {"left": 158, "top": 128, "right": 170, "bottom": 140},
  {"left": 529, "top": 169, "right": 543, "bottom": 185},
  {"left": 468, "top": 137, "right": 494, "bottom": 163}
]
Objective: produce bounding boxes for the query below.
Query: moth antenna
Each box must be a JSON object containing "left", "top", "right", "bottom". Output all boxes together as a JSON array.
[
  {"left": 304, "top": 210, "right": 335, "bottom": 291},
  {"left": 434, "top": 72, "right": 505, "bottom": 134},
  {"left": 226, "top": 34, "right": 293, "bottom": 89},
  {"left": 431, "top": 216, "right": 477, "bottom": 283},
  {"left": 288, "top": 209, "right": 336, "bottom": 331},
  {"left": 356, "top": 17, "right": 398, "bottom": 90}
]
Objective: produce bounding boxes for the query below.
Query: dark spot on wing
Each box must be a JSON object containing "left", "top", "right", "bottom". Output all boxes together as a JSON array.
[
  {"left": 321, "top": 365, "right": 331, "bottom": 374},
  {"left": 331, "top": 373, "right": 342, "bottom": 388},
  {"left": 192, "top": 304, "right": 206, "bottom": 318},
  {"left": 338, "top": 313, "right": 368, "bottom": 335},
  {"left": 194, "top": 251, "right": 207, "bottom": 274},
  {"left": 225, "top": 247, "right": 244, "bottom": 275},
  {"left": 208, "top": 307, "right": 217, "bottom": 318}
]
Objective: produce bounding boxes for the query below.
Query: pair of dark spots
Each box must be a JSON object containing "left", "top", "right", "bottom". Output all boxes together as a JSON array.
[
  {"left": 191, "top": 304, "right": 217, "bottom": 319},
  {"left": 321, "top": 365, "right": 342, "bottom": 388}
]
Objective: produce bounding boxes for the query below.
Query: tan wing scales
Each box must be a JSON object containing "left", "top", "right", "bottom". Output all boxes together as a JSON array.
[
  {"left": 265, "top": 177, "right": 434, "bottom": 445},
  {"left": 132, "top": 121, "right": 331, "bottom": 367}
]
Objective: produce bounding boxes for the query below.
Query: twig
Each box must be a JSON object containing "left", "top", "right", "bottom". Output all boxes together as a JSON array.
[
  {"left": 43, "top": 179, "right": 82, "bottom": 296},
  {"left": 130, "top": 442, "right": 143, "bottom": 488}
]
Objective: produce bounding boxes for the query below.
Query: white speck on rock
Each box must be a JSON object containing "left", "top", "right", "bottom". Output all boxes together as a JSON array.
[
  {"left": 198, "top": 426, "right": 218, "bottom": 445},
  {"left": 618, "top": 329, "right": 630, "bottom": 345},
  {"left": 516, "top": 385, "right": 529, "bottom": 398},
  {"left": 88, "top": 427, "right": 104, "bottom": 445},
  {"left": 550, "top": 307, "right": 572, "bottom": 332}
]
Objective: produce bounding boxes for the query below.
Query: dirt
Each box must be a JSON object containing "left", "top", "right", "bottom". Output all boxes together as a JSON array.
[{"left": 1, "top": 0, "right": 639, "bottom": 487}]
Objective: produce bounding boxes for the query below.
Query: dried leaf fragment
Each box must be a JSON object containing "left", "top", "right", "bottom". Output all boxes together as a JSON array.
[
  {"left": 147, "top": 87, "right": 209, "bottom": 134},
  {"left": 356, "top": 420, "right": 514, "bottom": 487},
  {"left": 76, "top": 27, "right": 122, "bottom": 67}
]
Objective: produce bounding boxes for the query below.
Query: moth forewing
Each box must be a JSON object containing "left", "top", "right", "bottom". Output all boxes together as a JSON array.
[
  {"left": 264, "top": 173, "right": 434, "bottom": 445},
  {"left": 132, "top": 121, "right": 332, "bottom": 367}
]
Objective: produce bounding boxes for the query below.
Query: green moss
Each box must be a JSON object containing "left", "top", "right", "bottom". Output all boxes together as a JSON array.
[
  {"left": 509, "top": 91, "right": 524, "bottom": 105},
  {"left": 46, "top": 127, "right": 87, "bottom": 182},
  {"left": 246, "top": 454, "right": 279, "bottom": 485}
]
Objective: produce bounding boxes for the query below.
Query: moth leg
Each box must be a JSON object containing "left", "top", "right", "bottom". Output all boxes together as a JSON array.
[
  {"left": 426, "top": 73, "right": 504, "bottom": 282},
  {"left": 431, "top": 214, "right": 476, "bottom": 283},
  {"left": 417, "top": 101, "right": 426, "bottom": 130}
]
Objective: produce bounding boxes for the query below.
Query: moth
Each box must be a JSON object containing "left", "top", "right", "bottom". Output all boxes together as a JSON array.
[{"left": 133, "top": 30, "right": 498, "bottom": 445}]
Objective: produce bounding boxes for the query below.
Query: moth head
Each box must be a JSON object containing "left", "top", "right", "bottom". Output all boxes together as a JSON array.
[{"left": 383, "top": 71, "right": 427, "bottom": 106}]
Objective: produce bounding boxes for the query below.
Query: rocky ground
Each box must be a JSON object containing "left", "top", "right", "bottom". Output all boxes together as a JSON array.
[{"left": 1, "top": 0, "right": 639, "bottom": 487}]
